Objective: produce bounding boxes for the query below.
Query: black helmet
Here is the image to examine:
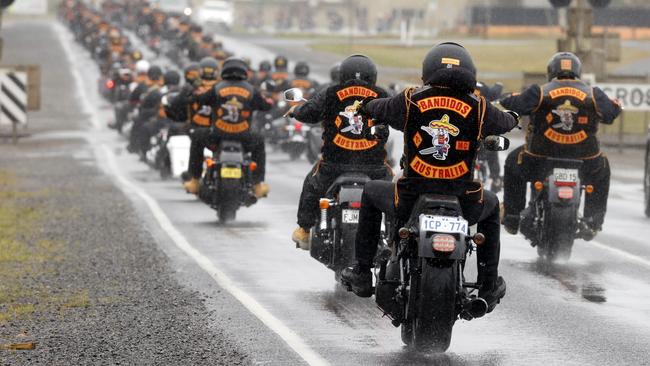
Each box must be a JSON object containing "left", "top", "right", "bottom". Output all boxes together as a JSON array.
[
  {"left": 202, "top": 34, "right": 212, "bottom": 43},
  {"left": 294, "top": 61, "right": 310, "bottom": 77},
  {"left": 183, "top": 62, "right": 201, "bottom": 83},
  {"left": 547, "top": 52, "right": 582, "bottom": 81},
  {"left": 221, "top": 57, "right": 249, "bottom": 81},
  {"left": 422, "top": 42, "right": 476, "bottom": 93},
  {"left": 147, "top": 65, "right": 163, "bottom": 81},
  {"left": 330, "top": 63, "right": 341, "bottom": 83},
  {"left": 274, "top": 55, "right": 288, "bottom": 71},
  {"left": 259, "top": 60, "right": 272, "bottom": 72},
  {"left": 339, "top": 55, "right": 377, "bottom": 85},
  {"left": 163, "top": 70, "right": 181, "bottom": 86},
  {"left": 199, "top": 57, "right": 219, "bottom": 80}
]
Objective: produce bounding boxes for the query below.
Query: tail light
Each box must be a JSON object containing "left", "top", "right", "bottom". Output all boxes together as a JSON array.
[
  {"left": 105, "top": 79, "right": 115, "bottom": 89},
  {"left": 557, "top": 186, "right": 574, "bottom": 200},
  {"left": 555, "top": 181, "right": 577, "bottom": 187},
  {"left": 294, "top": 121, "right": 303, "bottom": 132},
  {"left": 349, "top": 201, "right": 361, "bottom": 209},
  {"left": 432, "top": 234, "right": 456, "bottom": 252}
]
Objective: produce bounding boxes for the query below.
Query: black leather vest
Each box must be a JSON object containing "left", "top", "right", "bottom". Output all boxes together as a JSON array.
[
  {"left": 321, "top": 81, "right": 388, "bottom": 165},
  {"left": 212, "top": 80, "right": 255, "bottom": 134},
  {"left": 403, "top": 86, "right": 484, "bottom": 181},
  {"left": 528, "top": 79, "right": 600, "bottom": 158}
]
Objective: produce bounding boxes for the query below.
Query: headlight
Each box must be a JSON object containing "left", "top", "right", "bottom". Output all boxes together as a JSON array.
[{"left": 184, "top": 8, "right": 192, "bottom": 16}]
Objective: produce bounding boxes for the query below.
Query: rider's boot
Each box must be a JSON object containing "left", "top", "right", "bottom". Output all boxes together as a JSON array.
[
  {"left": 578, "top": 216, "right": 601, "bottom": 241},
  {"left": 502, "top": 214, "right": 520, "bottom": 235},
  {"left": 479, "top": 276, "right": 506, "bottom": 313},
  {"left": 291, "top": 227, "right": 310, "bottom": 250},
  {"left": 340, "top": 264, "right": 373, "bottom": 298},
  {"left": 254, "top": 182, "right": 270, "bottom": 198},
  {"left": 183, "top": 178, "right": 200, "bottom": 194}
]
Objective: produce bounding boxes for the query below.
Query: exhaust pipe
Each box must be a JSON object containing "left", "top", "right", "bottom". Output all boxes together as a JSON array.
[{"left": 462, "top": 297, "right": 488, "bottom": 320}]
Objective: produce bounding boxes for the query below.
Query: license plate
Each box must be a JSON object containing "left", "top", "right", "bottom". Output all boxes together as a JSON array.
[
  {"left": 220, "top": 167, "right": 242, "bottom": 179},
  {"left": 553, "top": 168, "right": 578, "bottom": 183},
  {"left": 419, "top": 215, "right": 468, "bottom": 235},
  {"left": 342, "top": 209, "right": 359, "bottom": 224}
]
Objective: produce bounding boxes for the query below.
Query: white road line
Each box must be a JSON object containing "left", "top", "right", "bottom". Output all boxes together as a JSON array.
[
  {"left": 101, "top": 145, "right": 329, "bottom": 366},
  {"left": 55, "top": 22, "right": 329, "bottom": 366},
  {"left": 588, "top": 239, "right": 650, "bottom": 269}
]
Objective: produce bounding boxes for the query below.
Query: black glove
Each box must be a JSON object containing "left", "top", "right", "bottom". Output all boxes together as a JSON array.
[{"left": 366, "top": 124, "right": 388, "bottom": 141}]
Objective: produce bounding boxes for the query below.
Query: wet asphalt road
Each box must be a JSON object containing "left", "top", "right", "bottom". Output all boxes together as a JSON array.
[{"left": 16, "top": 18, "right": 650, "bottom": 365}]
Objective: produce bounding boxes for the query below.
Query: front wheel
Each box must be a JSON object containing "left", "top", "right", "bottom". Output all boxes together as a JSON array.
[{"left": 409, "top": 259, "right": 457, "bottom": 352}]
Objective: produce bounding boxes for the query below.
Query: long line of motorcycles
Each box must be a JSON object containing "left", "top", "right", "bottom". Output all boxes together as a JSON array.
[{"left": 61, "top": 1, "right": 607, "bottom": 354}]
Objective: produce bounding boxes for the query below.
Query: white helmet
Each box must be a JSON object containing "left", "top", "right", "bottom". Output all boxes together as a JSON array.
[{"left": 135, "top": 60, "right": 150, "bottom": 74}]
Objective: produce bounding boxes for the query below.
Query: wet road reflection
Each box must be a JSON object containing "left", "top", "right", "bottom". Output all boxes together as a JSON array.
[{"left": 515, "top": 258, "right": 607, "bottom": 303}]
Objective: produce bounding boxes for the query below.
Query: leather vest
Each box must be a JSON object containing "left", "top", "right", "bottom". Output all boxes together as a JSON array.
[
  {"left": 528, "top": 79, "right": 600, "bottom": 158},
  {"left": 321, "top": 81, "right": 387, "bottom": 165},
  {"left": 212, "top": 80, "right": 256, "bottom": 134},
  {"left": 191, "top": 79, "right": 218, "bottom": 126},
  {"left": 403, "top": 87, "right": 484, "bottom": 181}
]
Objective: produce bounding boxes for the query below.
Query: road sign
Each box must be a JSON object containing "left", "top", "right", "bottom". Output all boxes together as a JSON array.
[
  {"left": 597, "top": 83, "right": 650, "bottom": 112},
  {"left": 0, "top": 70, "right": 27, "bottom": 125}
]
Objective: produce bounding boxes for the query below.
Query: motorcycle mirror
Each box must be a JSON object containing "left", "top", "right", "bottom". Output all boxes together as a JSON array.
[
  {"left": 283, "top": 88, "right": 305, "bottom": 102},
  {"left": 484, "top": 135, "right": 510, "bottom": 151}
]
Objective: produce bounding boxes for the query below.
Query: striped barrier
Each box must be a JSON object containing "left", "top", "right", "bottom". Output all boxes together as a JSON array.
[{"left": 0, "top": 70, "right": 27, "bottom": 126}]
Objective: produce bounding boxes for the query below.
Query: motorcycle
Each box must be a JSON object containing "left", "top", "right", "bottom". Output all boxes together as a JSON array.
[
  {"left": 279, "top": 117, "right": 310, "bottom": 161},
  {"left": 198, "top": 139, "right": 258, "bottom": 223},
  {"left": 519, "top": 157, "right": 594, "bottom": 260},
  {"left": 309, "top": 171, "right": 391, "bottom": 280},
  {"left": 372, "top": 135, "right": 509, "bottom": 352}
]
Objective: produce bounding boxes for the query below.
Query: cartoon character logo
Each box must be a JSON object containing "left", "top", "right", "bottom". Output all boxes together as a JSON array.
[
  {"left": 552, "top": 100, "right": 579, "bottom": 131},
  {"left": 339, "top": 101, "right": 364, "bottom": 135},
  {"left": 221, "top": 97, "right": 243, "bottom": 122},
  {"left": 419, "top": 114, "right": 460, "bottom": 161}
]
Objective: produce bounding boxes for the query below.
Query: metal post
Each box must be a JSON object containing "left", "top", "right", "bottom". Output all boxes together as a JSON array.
[{"left": 618, "top": 111, "right": 624, "bottom": 153}]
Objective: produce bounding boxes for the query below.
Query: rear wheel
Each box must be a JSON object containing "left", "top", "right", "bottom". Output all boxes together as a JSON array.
[
  {"left": 409, "top": 259, "right": 457, "bottom": 352},
  {"left": 540, "top": 206, "right": 576, "bottom": 261},
  {"left": 216, "top": 179, "right": 240, "bottom": 223}
]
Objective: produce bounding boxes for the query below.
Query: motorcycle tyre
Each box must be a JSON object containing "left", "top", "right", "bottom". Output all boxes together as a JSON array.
[
  {"left": 540, "top": 206, "right": 576, "bottom": 261},
  {"left": 217, "top": 178, "right": 240, "bottom": 223}
]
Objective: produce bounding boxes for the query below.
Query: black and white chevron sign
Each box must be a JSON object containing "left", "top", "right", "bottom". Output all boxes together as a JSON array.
[{"left": 0, "top": 71, "right": 27, "bottom": 126}]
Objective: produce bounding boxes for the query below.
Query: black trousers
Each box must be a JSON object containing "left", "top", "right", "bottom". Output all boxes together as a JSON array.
[
  {"left": 187, "top": 127, "right": 266, "bottom": 184},
  {"left": 503, "top": 145, "right": 610, "bottom": 227},
  {"left": 355, "top": 180, "right": 502, "bottom": 282},
  {"left": 296, "top": 161, "right": 392, "bottom": 230}
]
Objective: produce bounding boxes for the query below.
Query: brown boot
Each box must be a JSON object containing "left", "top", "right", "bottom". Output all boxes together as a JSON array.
[
  {"left": 183, "top": 178, "right": 200, "bottom": 194},
  {"left": 254, "top": 182, "right": 270, "bottom": 198},
  {"left": 291, "top": 227, "right": 310, "bottom": 250}
]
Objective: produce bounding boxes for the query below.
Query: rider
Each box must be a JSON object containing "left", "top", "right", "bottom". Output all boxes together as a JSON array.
[
  {"left": 499, "top": 52, "right": 621, "bottom": 240},
  {"left": 166, "top": 62, "right": 201, "bottom": 125},
  {"left": 129, "top": 65, "right": 164, "bottom": 154},
  {"left": 289, "top": 61, "right": 319, "bottom": 97},
  {"left": 251, "top": 60, "right": 272, "bottom": 88},
  {"left": 288, "top": 55, "right": 393, "bottom": 248},
  {"left": 183, "top": 57, "right": 273, "bottom": 198},
  {"left": 340, "top": 43, "right": 517, "bottom": 312}
]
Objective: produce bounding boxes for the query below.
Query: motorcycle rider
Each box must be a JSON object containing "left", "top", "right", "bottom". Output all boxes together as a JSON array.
[
  {"left": 129, "top": 65, "right": 164, "bottom": 154},
  {"left": 288, "top": 55, "right": 393, "bottom": 248},
  {"left": 183, "top": 57, "right": 273, "bottom": 198},
  {"left": 113, "top": 59, "right": 150, "bottom": 132},
  {"left": 290, "top": 61, "right": 319, "bottom": 97},
  {"left": 340, "top": 43, "right": 517, "bottom": 312},
  {"left": 166, "top": 62, "right": 201, "bottom": 125},
  {"left": 500, "top": 52, "right": 621, "bottom": 239},
  {"left": 251, "top": 60, "right": 272, "bottom": 88}
]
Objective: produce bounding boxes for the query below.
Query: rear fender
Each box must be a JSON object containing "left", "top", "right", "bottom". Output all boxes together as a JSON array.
[
  {"left": 418, "top": 230, "right": 467, "bottom": 260},
  {"left": 547, "top": 175, "right": 581, "bottom": 205}
]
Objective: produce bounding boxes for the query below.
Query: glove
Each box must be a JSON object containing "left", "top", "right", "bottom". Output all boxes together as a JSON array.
[{"left": 366, "top": 124, "right": 388, "bottom": 141}]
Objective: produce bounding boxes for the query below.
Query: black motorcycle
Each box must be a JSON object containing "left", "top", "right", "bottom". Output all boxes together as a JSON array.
[
  {"left": 310, "top": 172, "right": 390, "bottom": 280},
  {"left": 372, "top": 136, "right": 509, "bottom": 352},
  {"left": 198, "top": 140, "right": 257, "bottom": 223},
  {"left": 519, "top": 157, "right": 592, "bottom": 260}
]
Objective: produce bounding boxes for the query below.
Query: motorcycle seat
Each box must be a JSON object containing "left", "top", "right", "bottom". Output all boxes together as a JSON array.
[
  {"left": 325, "top": 173, "right": 370, "bottom": 197},
  {"left": 407, "top": 194, "right": 463, "bottom": 226}
]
